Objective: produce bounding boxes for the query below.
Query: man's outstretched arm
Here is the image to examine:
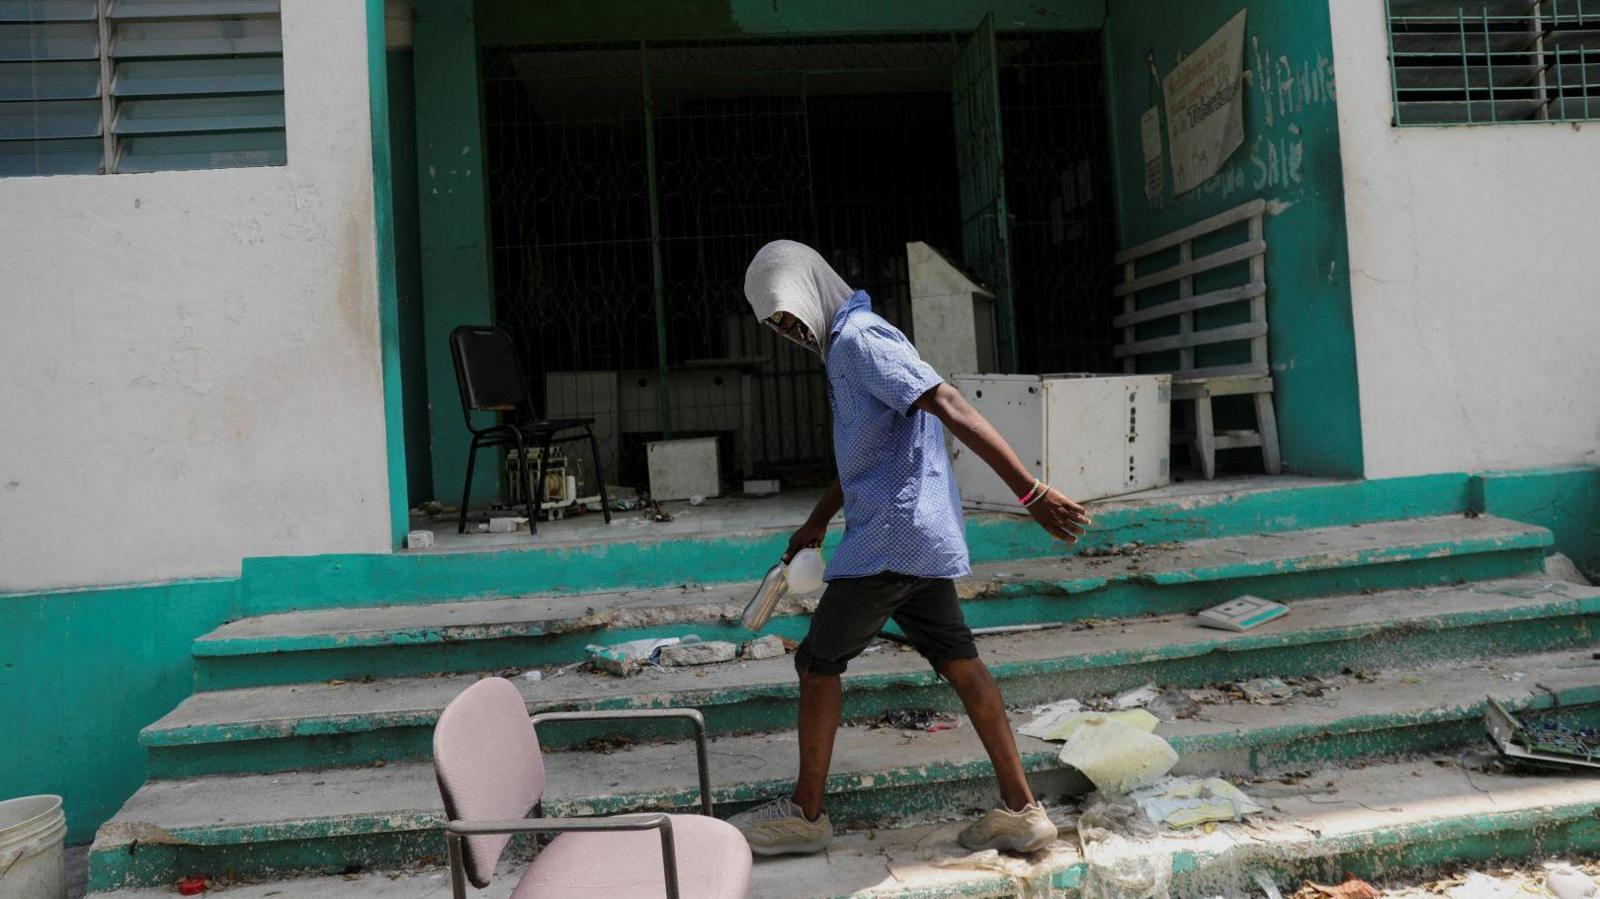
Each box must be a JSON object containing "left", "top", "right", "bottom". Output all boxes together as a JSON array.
[{"left": 914, "top": 383, "right": 1092, "bottom": 543}]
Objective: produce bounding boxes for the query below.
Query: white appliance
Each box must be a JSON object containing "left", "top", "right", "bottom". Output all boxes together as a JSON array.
[
  {"left": 646, "top": 437, "right": 721, "bottom": 501},
  {"left": 949, "top": 373, "right": 1171, "bottom": 511}
]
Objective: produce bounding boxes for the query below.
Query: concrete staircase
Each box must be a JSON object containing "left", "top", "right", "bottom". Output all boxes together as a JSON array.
[{"left": 85, "top": 482, "right": 1600, "bottom": 897}]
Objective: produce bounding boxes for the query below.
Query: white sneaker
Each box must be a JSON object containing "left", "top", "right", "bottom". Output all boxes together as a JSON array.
[
  {"left": 728, "top": 796, "right": 833, "bottom": 856},
  {"left": 957, "top": 801, "right": 1058, "bottom": 853}
]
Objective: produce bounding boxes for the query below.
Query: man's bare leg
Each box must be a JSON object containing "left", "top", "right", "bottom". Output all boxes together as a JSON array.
[
  {"left": 940, "top": 656, "right": 1035, "bottom": 810},
  {"left": 791, "top": 668, "right": 842, "bottom": 820}
]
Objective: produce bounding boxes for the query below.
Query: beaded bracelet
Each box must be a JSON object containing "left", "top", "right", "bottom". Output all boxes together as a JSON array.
[
  {"left": 1023, "top": 483, "right": 1053, "bottom": 509},
  {"left": 1017, "top": 478, "right": 1044, "bottom": 506}
]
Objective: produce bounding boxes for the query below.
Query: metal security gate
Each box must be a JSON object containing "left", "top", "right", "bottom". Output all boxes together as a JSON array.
[
  {"left": 482, "top": 39, "right": 964, "bottom": 485},
  {"left": 952, "top": 13, "right": 1018, "bottom": 373},
  {"left": 480, "top": 32, "right": 1116, "bottom": 486}
]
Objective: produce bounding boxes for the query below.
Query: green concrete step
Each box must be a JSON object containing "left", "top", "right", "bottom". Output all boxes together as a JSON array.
[
  {"left": 76, "top": 747, "right": 1600, "bottom": 899},
  {"left": 91, "top": 648, "right": 1600, "bottom": 891},
  {"left": 141, "top": 577, "right": 1599, "bottom": 777},
  {"left": 230, "top": 474, "right": 1480, "bottom": 615},
  {"left": 192, "top": 514, "right": 1550, "bottom": 689}
]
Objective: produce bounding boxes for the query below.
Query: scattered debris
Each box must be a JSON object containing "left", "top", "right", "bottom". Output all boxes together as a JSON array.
[
  {"left": 659, "top": 640, "right": 738, "bottom": 667},
  {"left": 874, "top": 709, "right": 960, "bottom": 734},
  {"left": 1237, "top": 677, "right": 1300, "bottom": 704},
  {"left": 741, "top": 634, "right": 787, "bottom": 661},
  {"left": 1445, "top": 872, "right": 1524, "bottom": 899},
  {"left": 1547, "top": 863, "right": 1599, "bottom": 899},
  {"left": 1545, "top": 553, "right": 1595, "bottom": 587},
  {"left": 405, "top": 530, "right": 434, "bottom": 550},
  {"left": 488, "top": 517, "right": 519, "bottom": 534},
  {"left": 1307, "top": 877, "right": 1379, "bottom": 899},
  {"left": 689, "top": 494, "right": 706, "bottom": 506},
  {"left": 1198, "top": 595, "right": 1289, "bottom": 632},
  {"left": 744, "top": 478, "right": 780, "bottom": 496},
  {"left": 1129, "top": 776, "right": 1262, "bottom": 829},
  {"left": 1078, "top": 792, "right": 1171, "bottom": 899},
  {"left": 1020, "top": 699, "right": 1085, "bottom": 740},
  {"left": 1255, "top": 871, "right": 1286, "bottom": 899},
  {"left": 1486, "top": 696, "right": 1600, "bottom": 769},
  {"left": 970, "top": 622, "right": 1068, "bottom": 637},
  {"left": 648, "top": 501, "right": 674, "bottom": 522},
  {"left": 586, "top": 636, "right": 695, "bottom": 676},
  {"left": 1146, "top": 688, "right": 1201, "bottom": 722},
  {"left": 1057, "top": 714, "right": 1177, "bottom": 793},
  {"left": 1112, "top": 684, "right": 1161, "bottom": 710},
  {"left": 178, "top": 876, "right": 208, "bottom": 896}
]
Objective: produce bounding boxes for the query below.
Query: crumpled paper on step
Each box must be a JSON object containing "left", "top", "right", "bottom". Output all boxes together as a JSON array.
[
  {"left": 1057, "top": 715, "right": 1177, "bottom": 794},
  {"left": 1078, "top": 793, "right": 1171, "bottom": 899},
  {"left": 1128, "top": 777, "right": 1262, "bottom": 829}
]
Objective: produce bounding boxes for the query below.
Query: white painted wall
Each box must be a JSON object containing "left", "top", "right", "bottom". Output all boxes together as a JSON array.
[
  {"left": 1329, "top": 4, "right": 1600, "bottom": 479},
  {"left": 0, "top": 1, "right": 392, "bottom": 592}
]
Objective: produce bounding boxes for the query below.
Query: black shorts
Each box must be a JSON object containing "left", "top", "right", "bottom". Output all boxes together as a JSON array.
[{"left": 794, "top": 571, "right": 979, "bottom": 676}]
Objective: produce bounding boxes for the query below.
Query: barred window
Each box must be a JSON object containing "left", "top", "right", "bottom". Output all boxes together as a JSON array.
[
  {"left": 1386, "top": 0, "right": 1600, "bottom": 125},
  {"left": 0, "top": 0, "right": 285, "bottom": 177}
]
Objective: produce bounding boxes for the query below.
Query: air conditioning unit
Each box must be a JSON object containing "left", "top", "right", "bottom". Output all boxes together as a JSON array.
[{"left": 949, "top": 373, "right": 1171, "bottom": 512}]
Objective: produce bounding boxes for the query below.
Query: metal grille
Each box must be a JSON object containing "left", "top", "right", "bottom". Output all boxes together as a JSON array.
[
  {"left": 482, "top": 38, "right": 964, "bottom": 484},
  {"left": 998, "top": 32, "right": 1118, "bottom": 375},
  {"left": 1387, "top": 0, "right": 1600, "bottom": 125}
]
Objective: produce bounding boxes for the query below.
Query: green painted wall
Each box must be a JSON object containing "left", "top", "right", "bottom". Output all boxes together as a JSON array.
[
  {"left": 414, "top": 0, "right": 498, "bottom": 507},
  {"left": 476, "top": 0, "right": 1106, "bottom": 44},
  {"left": 0, "top": 579, "right": 240, "bottom": 842},
  {"left": 368, "top": 0, "right": 410, "bottom": 546},
  {"left": 388, "top": 48, "right": 434, "bottom": 504},
  {"left": 1103, "top": 0, "right": 1364, "bottom": 477},
  {"left": 1473, "top": 467, "right": 1600, "bottom": 582}
]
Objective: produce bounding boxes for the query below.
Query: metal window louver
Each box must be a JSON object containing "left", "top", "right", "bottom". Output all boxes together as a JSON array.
[
  {"left": 0, "top": 0, "right": 284, "bottom": 177},
  {"left": 1387, "top": 0, "right": 1600, "bottom": 125}
]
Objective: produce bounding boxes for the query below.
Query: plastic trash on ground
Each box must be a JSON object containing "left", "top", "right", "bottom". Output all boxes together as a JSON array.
[
  {"left": 1128, "top": 776, "right": 1262, "bottom": 829},
  {"left": 1547, "top": 865, "right": 1600, "bottom": 899},
  {"left": 1445, "top": 873, "right": 1524, "bottom": 899},
  {"left": 1057, "top": 715, "right": 1177, "bottom": 794},
  {"left": 1078, "top": 793, "right": 1170, "bottom": 899}
]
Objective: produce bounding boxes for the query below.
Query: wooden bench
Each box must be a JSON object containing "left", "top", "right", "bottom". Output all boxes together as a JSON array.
[{"left": 1112, "top": 199, "right": 1281, "bottom": 479}]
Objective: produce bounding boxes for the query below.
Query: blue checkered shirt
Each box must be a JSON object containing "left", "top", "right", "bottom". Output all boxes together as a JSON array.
[{"left": 823, "top": 291, "right": 970, "bottom": 581}]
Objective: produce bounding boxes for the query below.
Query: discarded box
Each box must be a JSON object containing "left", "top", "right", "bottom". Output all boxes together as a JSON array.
[
  {"left": 488, "top": 517, "right": 519, "bottom": 534},
  {"left": 646, "top": 437, "right": 720, "bottom": 502},
  {"left": 405, "top": 530, "right": 434, "bottom": 550},
  {"left": 950, "top": 373, "right": 1171, "bottom": 510},
  {"left": 1198, "top": 595, "right": 1289, "bottom": 632}
]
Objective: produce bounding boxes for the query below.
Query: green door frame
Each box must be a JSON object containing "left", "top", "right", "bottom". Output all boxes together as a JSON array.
[{"left": 367, "top": 0, "right": 410, "bottom": 547}]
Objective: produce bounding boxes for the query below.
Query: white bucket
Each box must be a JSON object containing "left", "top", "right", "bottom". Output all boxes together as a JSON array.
[{"left": 0, "top": 795, "right": 66, "bottom": 899}]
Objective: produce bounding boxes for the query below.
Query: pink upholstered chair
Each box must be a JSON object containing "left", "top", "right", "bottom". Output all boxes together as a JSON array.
[{"left": 432, "top": 677, "right": 751, "bottom": 899}]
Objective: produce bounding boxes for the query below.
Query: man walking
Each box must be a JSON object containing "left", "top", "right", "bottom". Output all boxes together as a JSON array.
[{"left": 729, "top": 240, "right": 1091, "bottom": 856}]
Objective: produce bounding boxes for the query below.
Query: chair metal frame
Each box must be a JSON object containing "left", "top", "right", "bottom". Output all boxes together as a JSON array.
[
  {"left": 441, "top": 708, "right": 715, "bottom": 899},
  {"left": 448, "top": 325, "right": 613, "bottom": 535}
]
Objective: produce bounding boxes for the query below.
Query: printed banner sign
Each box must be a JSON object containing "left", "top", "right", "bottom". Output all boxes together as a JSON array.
[{"left": 1163, "top": 9, "right": 1247, "bottom": 195}]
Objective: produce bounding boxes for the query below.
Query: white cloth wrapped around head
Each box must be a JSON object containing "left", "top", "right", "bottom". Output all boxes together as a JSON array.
[{"left": 743, "top": 239, "right": 854, "bottom": 359}]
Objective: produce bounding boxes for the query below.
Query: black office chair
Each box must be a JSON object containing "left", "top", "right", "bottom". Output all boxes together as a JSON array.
[{"left": 448, "top": 325, "right": 611, "bottom": 535}]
